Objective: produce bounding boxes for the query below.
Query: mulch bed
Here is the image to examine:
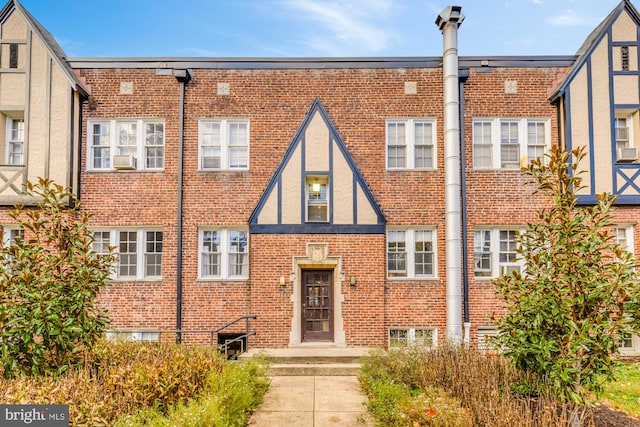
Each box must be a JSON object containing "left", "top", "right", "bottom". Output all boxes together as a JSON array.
[{"left": 590, "top": 404, "right": 640, "bottom": 427}]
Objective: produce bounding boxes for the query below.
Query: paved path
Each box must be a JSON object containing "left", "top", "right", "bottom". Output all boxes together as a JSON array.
[{"left": 249, "top": 375, "right": 374, "bottom": 426}]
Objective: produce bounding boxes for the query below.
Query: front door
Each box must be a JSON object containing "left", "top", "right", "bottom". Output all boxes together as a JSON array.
[{"left": 302, "top": 270, "right": 333, "bottom": 341}]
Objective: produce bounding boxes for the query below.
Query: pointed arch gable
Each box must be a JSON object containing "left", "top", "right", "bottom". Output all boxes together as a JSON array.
[{"left": 250, "top": 98, "right": 385, "bottom": 234}]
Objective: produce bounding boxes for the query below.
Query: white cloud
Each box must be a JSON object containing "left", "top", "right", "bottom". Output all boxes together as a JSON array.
[
  {"left": 278, "top": 0, "right": 400, "bottom": 55},
  {"left": 547, "top": 9, "right": 592, "bottom": 27}
]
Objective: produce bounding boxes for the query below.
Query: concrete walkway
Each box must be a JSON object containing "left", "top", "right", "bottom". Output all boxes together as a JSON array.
[{"left": 248, "top": 375, "right": 374, "bottom": 426}]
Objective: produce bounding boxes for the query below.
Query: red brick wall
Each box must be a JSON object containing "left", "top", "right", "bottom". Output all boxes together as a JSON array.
[{"left": 75, "top": 64, "right": 572, "bottom": 347}]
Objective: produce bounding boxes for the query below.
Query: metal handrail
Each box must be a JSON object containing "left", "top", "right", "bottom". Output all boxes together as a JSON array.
[{"left": 108, "top": 314, "right": 258, "bottom": 356}]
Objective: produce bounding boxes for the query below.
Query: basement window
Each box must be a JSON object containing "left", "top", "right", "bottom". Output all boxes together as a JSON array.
[{"left": 388, "top": 327, "right": 437, "bottom": 348}]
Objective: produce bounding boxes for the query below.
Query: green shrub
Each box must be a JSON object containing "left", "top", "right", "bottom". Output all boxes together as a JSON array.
[
  {"left": 113, "top": 358, "right": 269, "bottom": 427},
  {"left": 0, "top": 179, "right": 115, "bottom": 378}
]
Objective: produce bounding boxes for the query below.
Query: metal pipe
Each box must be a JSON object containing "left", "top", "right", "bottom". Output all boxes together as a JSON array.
[
  {"left": 436, "top": 6, "right": 465, "bottom": 344},
  {"left": 459, "top": 70, "right": 471, "bottom": 345},
  {"left": 174, "top": 69, "right": 191, "bottom": 343}
]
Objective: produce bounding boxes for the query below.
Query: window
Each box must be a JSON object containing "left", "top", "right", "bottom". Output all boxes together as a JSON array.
[
  {"left": 199, "top": 119, "right": 249, "bottom": 170},
  {"left": 386, "top": 119, "right": 436, "bottom": 169},
  {"left": 387, "top": 228, "right": 436, "bottom": 278},
  {"left": 6, "top": 118, "right": 24, "bottom": 165},
  {"left": 9, "top": 43, "right": 18, "bottom": 69},
  {"left": 478, "top": 326, "right": 499, "bottom": 352},
  {"left": 199, "top": 229, "right": 249, "bottom": 279},
  {"left": 2, "top": 226, "right": 23, "bottom": 246},
  {"left": 88, "top": 119, "right": 164, "bottom": 170},
  {"left": 473, "top": 118, "right": 550, "bottom": 169},
  {"left": 615, "top": 117, "right": 630, "bottom": 151},
  {"left": 389, "top": 327, "right": 437, "bottom": 348},
  {"left": 92, "top": 229, "right": 163, "bottom": 280},
  {"left": 474, "top": 228, "right": 523, "bottom": 278},
  {"left": 106, "top": 330, "right": 159, "bottom": 343},
  {"left": 306, "top": 176, "right": 328, "bottom": 222}
]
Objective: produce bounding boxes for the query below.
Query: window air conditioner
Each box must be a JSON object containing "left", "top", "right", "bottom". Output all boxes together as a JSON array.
[
  {"left": 617, "top": 147, "right": 638, "bottom": 162},
  {"left": 113, "top": 154, "right": 137, "bottom": 170}
]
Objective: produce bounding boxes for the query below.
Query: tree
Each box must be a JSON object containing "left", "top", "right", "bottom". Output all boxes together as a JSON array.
[
  {"left": 492, "top": 146, "right": 640, "bottom": 405},
  {"left": 0, "top": 178, "right": 115, "bottom": 378}
]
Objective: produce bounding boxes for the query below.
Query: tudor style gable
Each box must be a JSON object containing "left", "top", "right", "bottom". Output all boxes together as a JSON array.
[
  {"left": 0, "top": 0, "right": 87, "bottom": 204},
  {"left": 552, "top": 0, "right": 640, "bottom": 204},
  {"left": 250, "top": 98, "right": 385, "bottom": 233}
]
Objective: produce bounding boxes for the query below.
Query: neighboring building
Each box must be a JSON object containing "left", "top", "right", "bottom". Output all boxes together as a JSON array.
[{"left": 0, "top": 0, "right": 639, "bottom": 354}]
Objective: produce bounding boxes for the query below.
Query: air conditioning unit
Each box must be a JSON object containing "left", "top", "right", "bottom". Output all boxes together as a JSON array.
[
  {"left": 617, "top": 147, "right": 638, "bottom": 162},
  {"left": 113, "top": 154, "right": 137, "bottom": 170}
]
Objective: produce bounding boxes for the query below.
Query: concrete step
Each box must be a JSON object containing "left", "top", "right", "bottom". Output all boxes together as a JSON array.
[{"left": 240, "top": 346, "right": 370, "bottom": 376}]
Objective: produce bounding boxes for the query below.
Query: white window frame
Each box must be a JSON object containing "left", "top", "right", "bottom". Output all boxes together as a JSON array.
[
  {"left": 87, "top": 119, "right": 165, "bottom": 171},
  {"left": 472, "top": 118, "right": 551, "bottom": 169},
  {"left": 198, "top": 119, "right": 250, "bottom": 170},
  {"left": 2, "top": 226, "right": 22, "bottom": 246},
  {"left": 306, "top": 176, "right": 329, "bottom": 222},
  {"left": 5, "top": 117, "right": 24, "bottom": 165},
  {"left": 474, "top": 228, "right": 524, "bottom": 279},
  {"left": 477, "top": 326, "right": 499, "bottom": 352},
  {"left": 386, "top": 118, "right": 437, "bottom": 170},
  {"left": 387, "top": 228, "right": 437, "bottom": 279},
  {"left": 92, "top": 229, "right": 163, "bottom": 280},
  {"left": 613, "top": 225, "right": 639, "bottom": 355},
  {"left": 388, "top": 327, "right": 437, "bottom": 348},
  {"left": 198, "top": 228, "right": 249, "bottom": 280},
  {"left": 106, "top": 330, "right": 159, "bottom": 343}
]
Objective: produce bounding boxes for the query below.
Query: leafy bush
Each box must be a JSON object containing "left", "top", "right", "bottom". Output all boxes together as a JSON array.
[
  {"left": 492, "top": 146, "right": 640, "bottom": 405},
  {"left": 0, "top": 179, "right": 115, "bottom": 378},
  {"left": 0, "top": 341, "right": 242, "bottom": 425}
]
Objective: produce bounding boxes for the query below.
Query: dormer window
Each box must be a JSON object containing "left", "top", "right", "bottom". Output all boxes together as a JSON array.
[{"left": 306, "top": 176, "right": 328, "bottom": 222}]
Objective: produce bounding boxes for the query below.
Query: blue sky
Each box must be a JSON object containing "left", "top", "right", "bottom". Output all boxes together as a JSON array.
[{"left": 19, "top": 0, "right": 627, "bottom": 58}]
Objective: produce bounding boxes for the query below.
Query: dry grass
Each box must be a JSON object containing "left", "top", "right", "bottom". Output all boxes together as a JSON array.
[
  {"left": 0, "top": 340, "right": 226, "bottom": 425},
  {"left": 361, "top": 345, "right": 597, "bottom": 426}
]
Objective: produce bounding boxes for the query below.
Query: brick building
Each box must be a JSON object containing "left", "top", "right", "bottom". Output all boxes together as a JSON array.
[{"left": 0, "top": 0, "right": 639, "bottom": 354}]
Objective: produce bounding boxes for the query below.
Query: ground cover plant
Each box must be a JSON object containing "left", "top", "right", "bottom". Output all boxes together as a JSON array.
[{"left": 0, "top": 340, "right": 269, "bottom": 426}]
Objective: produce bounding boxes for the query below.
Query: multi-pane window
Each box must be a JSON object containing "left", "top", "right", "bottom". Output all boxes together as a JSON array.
[
  {"left": 2, "top": 226, "right": 23, "bottom": 246},
  {"left": 199, "top": 229, "right": 249, "bottom": 279},
  {"left": 306, "top": 177, "right": 329, "bottom": 222},
  {"left": 474, "top": 228, "right": 523, "bottom": 278},
  {"left": 622, "top": 45, "right": 630, "bottom": 71},
  {"left": 473, "top": 118, "right": 550, "bottom": 169},
  {"left": 88, "top": 119, "right": 164, "bottom": 170},
  {"left": 386, "top": 119, "right": 436, "bottom": 170},
  {"left": 92, "top": 229, "right": 163, "bottom": 280},
  {"left": 387, "top": 228, "right": 436, "bottom": 278},
  {"left": 614, "top": 225, "right": 639, "bottom": 354},
  {"left": 615, "top": 117, "right": 630, "bottom": 151},
  {"left": 389, "top": 327, "right": 437, "bottom": 348},
  {"left": 6, "top": 118, "right": 24, "bottom": 165},
  {"left": 199, "top": 119, "right": 249, "bottom": 170}
]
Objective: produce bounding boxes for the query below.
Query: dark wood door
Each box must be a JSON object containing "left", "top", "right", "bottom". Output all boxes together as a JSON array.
[{"left": 302, "top": 270, "right": 333, "bottom": 341}]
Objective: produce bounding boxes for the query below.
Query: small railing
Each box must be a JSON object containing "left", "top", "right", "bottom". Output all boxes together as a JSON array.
[{"left": 107, "top": 314, "right": 257, "bottom": 358}]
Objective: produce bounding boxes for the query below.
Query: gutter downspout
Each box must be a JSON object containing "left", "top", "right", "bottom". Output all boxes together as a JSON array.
[
  {"left": 436, "top": 6, "right": 465, "bottom": 344},
  {"left": 174, "top": 68, "right": 191, "bottom": 343},
  {"left": 459, "top": 70, "right": 470, "bottom": 346}
]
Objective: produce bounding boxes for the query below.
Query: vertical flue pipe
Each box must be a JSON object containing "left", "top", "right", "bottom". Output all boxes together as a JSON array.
[{"left": 436, "top": 6, "right": 464, "bottom": 343}]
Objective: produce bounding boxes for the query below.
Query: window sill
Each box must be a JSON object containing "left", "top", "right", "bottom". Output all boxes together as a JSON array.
[
  {"left": 387, "top": 276, "right": 439, "bottom": 282},
  {"left": 87, "top": 169, "right": 165, "bottom": 173},
  {"left": 109, "top": 277, "right": 163, "bottom": 282},
  {"left": 197, "top": 168, "right": 249, "bottom": 173},
  {"left": 386, "top": 168, "right": 437, "bottom": 172},
  {"left": 196, "top": 277, "right": 249, "bottom": 282}
]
